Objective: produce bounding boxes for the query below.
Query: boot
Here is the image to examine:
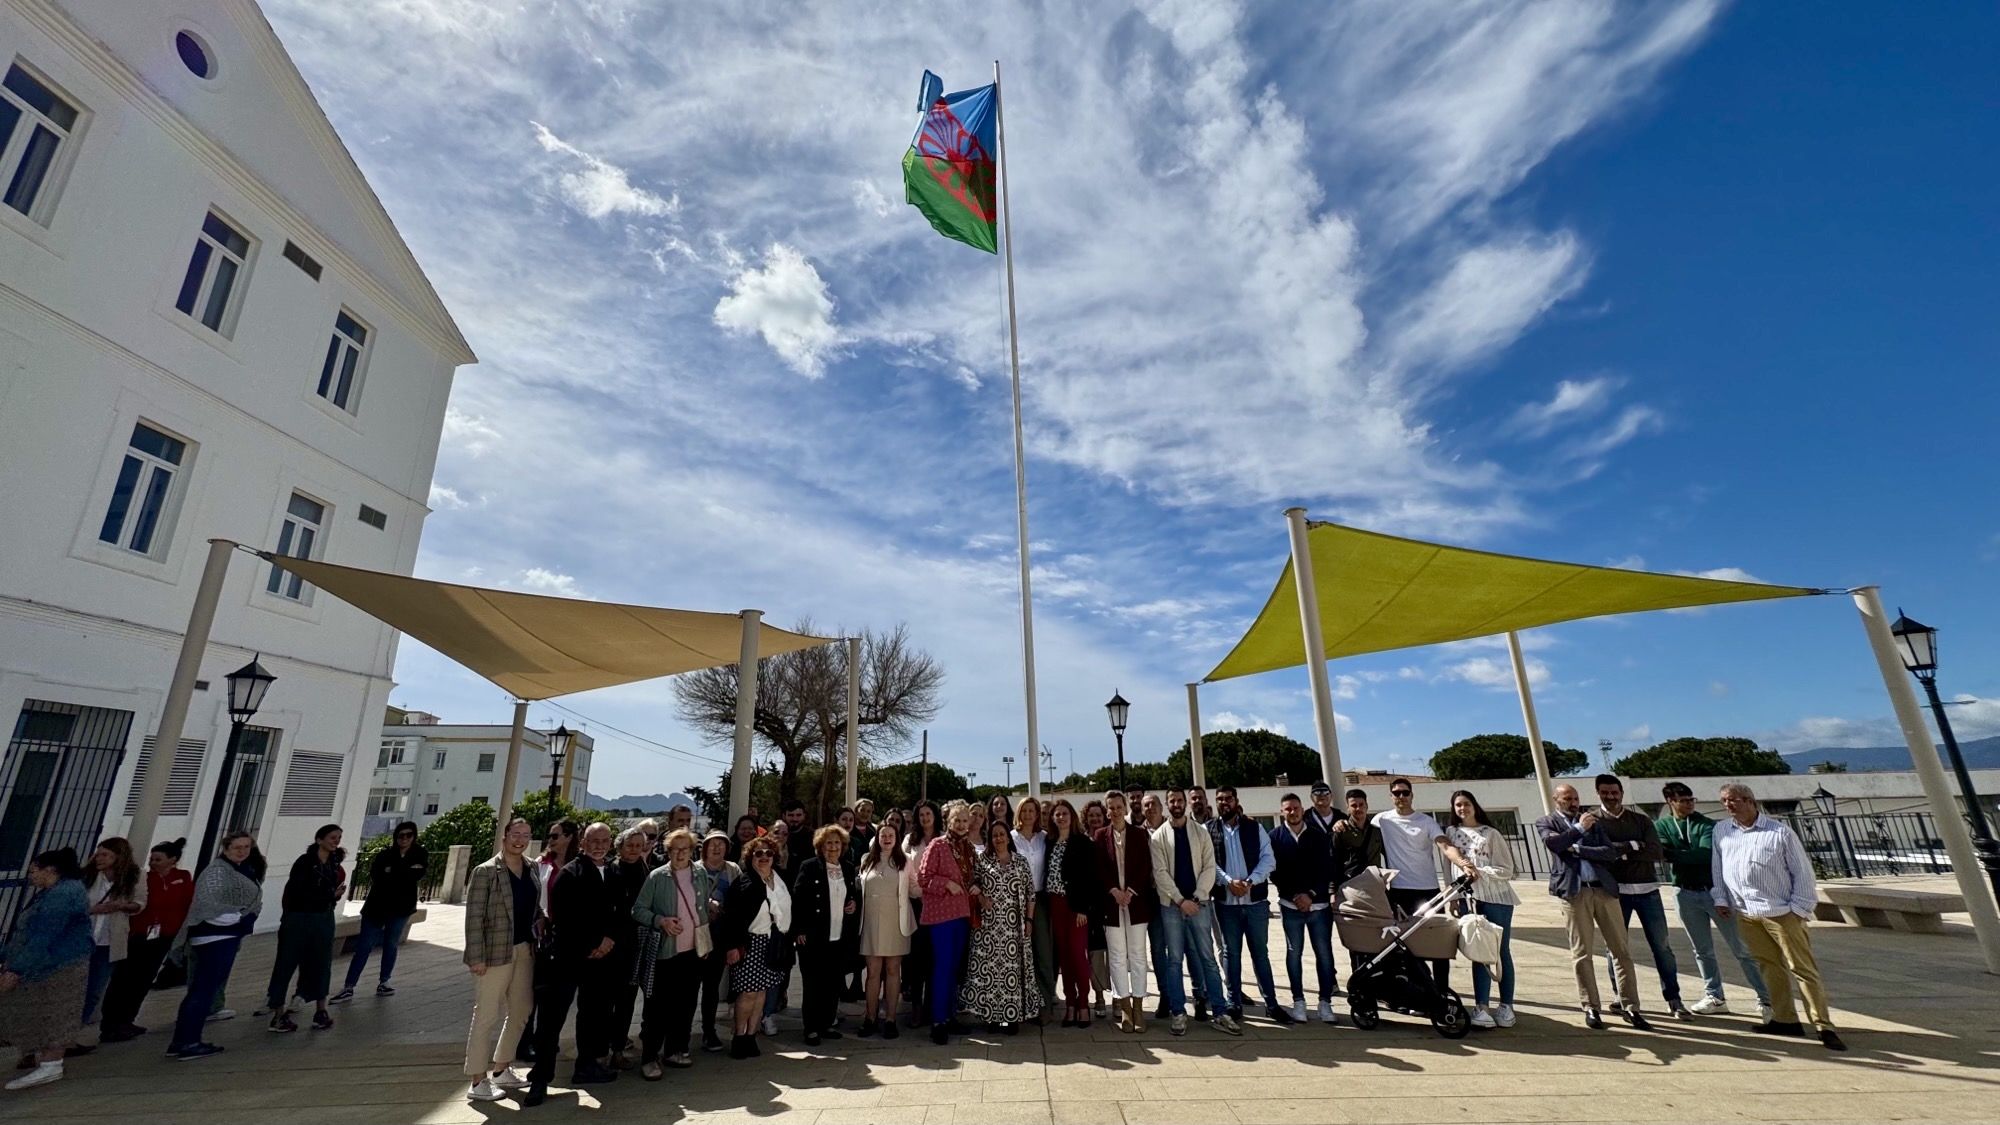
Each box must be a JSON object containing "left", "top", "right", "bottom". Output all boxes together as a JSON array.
[
  {"left": 1116, "top": 997, "right": 1133, "bottom": 1033},
  {"left": 1131, "top": 998, "right": 1147, "bottom": 1035}
]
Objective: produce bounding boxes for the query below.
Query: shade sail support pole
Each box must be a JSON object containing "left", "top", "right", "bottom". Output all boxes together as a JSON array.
[
  {"left": 130, "top": 538, "right": 235, "bottom": 853},
  {"left": 1186, "top": 683, "right": 1206, "bottom": 790},
  {"left": 728, "top": 610, "right": 764, "bottom": 828},
  {"left": 1284, "top": 508, "right": 1343, "bottom": 785},
  {"left": 1853, "top": 587, "right": 2000, "bottom": 973},
  {"left": 1508, "top": 630, "right": 1555, "bottom": 817},
  {"left": 994, "top": 59, "right": 1041, "bottom": 801},
  {"left": 491, "top": 699, "right": 528, "bottom": 855},
  {"left": 844, "top": 635, "right": 862, "bottom": 808}
]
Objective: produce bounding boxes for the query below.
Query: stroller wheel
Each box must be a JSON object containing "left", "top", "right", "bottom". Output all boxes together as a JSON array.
[
  {"left": 1349, "top": 996, "right": 1380, "bottom": 1030},
  {"left": 1431, "top": 991, "right": 1471, "bottom": 1040}
]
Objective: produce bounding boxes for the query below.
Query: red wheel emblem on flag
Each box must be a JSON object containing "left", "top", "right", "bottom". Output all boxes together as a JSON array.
[{"left": 917, "top": 100, "right": 995, "bottom": 224}]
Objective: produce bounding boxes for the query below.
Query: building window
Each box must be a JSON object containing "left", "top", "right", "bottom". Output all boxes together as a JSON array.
[
  {"left": 376, "top": 739, "right": 407, "bottom": 768},
  {"left": 281, "top": 239, "right": 322, "bottom": 280},
  {"left": 365, "top": 786, "right": 410, "bottom": 816},
  {"left": 0, "top": 62, "right": 80, "bottom": 224},
  {"left": 97, "top": 422, "right": 187, "bottom": 557},
  {"left": 314, "top": 309, "right": 369, "bottom": 411},
  {"left": 432, "top": 749, "right": 446, "bottom": 771},
  {"left": 265, "top": 492, "right": 325, "bottom": 600},
  {"left": 476, "top": 753, "right": 495, "bottom": 773},
  {"left": 174, "top": 31, "right": 215, "bottom": 80},
  {"left": 470, "top": 795, "right": 489, "bottom": 805},
  {"left": 422, "top": 795, "right": 439, "bottom": 816},
  {"left": 217, "top": 726, "right": 276, "bottom": 835},
  {"left": 174, "top": 211, "right": 252, "bottom": 335}
]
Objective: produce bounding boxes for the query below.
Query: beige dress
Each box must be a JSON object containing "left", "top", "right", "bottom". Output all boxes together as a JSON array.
[{"left": 858, "top": 863, "right": 911, "bottom": 957}]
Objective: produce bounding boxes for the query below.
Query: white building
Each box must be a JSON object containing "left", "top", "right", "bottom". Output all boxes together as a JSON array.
[
  {"left": 365, "top": 709, "right": 593, "bottom": 837},
  {"left": 0, "top": 0, "right": 473, "bottom": 929}
]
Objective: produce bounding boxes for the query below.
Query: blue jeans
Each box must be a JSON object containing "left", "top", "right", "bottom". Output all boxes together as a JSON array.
[
  {"left": 172, "top": 938, "right": 242, "bottom": 1051},
  {"left": 1675, "top": 887, "right": 1768, "bottom": 1005},
  {"left": 1215, "top": 901, "right": 1279, "bottom": 1012},
  {"left": 1606, "top": 891, "right": 1681, "bottom": 1005},
  {"left": 343, "top": 914, "right": 410, "bottom": 989},
  {"left": 1157, "top": 902, "right": 1226, "bottom": 1017},
  {"left": 82, "top": 943, "right": 114, "bottom": 1025},
  {"left": 929, "top": 917, "right": 970, "bottom": 1024},
  {"left": 1279, "top": 906, "right": 1335, "bottom": 1004},
  {"left": 1472, "top": 901, "right": 1515, "bottom": 1007},
  {"left": 1147, "top": 916, "right": 1171, "bottom": 1004}
]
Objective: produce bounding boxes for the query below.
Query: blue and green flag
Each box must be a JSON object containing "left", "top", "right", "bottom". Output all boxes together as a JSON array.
[{"left": 903, "top": 70, "right": 998, "bottom": 253}]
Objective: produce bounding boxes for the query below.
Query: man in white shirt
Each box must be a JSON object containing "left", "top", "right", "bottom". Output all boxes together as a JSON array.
[
  {"left": 1711, "top": 782, "right": 1845, "bottom": 1051},
  {"left": 1374, "top": 780, "right": 1476, "bottom": 991}
]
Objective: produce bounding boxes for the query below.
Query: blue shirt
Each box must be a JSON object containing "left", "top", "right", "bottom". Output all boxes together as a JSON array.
[
  {"left": 1216, "top": 818, "right": 1275, "bottom": 905},
  {"left": 1, "top": 878, "right": 91, "bottom": 982}
]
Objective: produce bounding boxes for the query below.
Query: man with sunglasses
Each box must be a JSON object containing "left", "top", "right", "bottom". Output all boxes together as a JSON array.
[
  {"left": 1657, "top": 782, "right": 1770, "bottom": 1020},
  {"left": 1374, "top": 781, "right": 1477, "bottom": 994},
  {"left": 333, "top": 820, "right": 427, "bottom": 1003}
]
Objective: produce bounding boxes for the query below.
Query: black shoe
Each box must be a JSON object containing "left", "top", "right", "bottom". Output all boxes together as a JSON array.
[
  {"left": 521, "top": 1082, "right": 546, "bottom": 1107},
  {"left": 99, "top": 1024, "right": 144, "bottom": 1043},
  {"left": 1820, "top": 1029, "right": 1847, "bottom": 1051},
  {"left": 857, "top": 1019, "right": 878, "bottom": 1038},
  {"left": 945, "top": 1018, "right": 971, "bottom": 1034},
  {"left": 729, "top": 1035, "right": 758, "bottom": 1059},
  {"left": 1060, "top": 1016, "right": 1077, "bottom": 1028},
  {"left": 1753, "top": 1020, "right": 1807, "bottom": 1037},
  {"left": 1266, "top": 1004, "right": 1296, "bottom": 1025},
  {"left": 1153, "top": 1001, "right": 1170, "bottom": 1019},
  {"left": 882, "top": 1021, "right": 900, "bottom": 1040},
  {"left": 516, "top": 1042, "right": 538, "bottom": 1064},
  {"left": 930, "top": 1024, "right": 949, "bottom": 1045},
  {"left": 998, "top": 1022, "right": 1018, "bottom": 1035},
  {"left": 804, "top": 1031, "right": 822, "bottom": 1047},
  {"left": 842, "top": 984, "right": 865, "bottom": 1002},
  {"left": 702, "top": 1030, "right": 724, "bottom": 1053},
  {"left": 1583, "top": 1008, "right": 1605, "bottom": 1030},
  {"left": 1194, "top": 1000, "right": 1209, "bottom": 1021},
  {"left": 1624, "top": 1010, "right": 1652, "bottom": 1030},
  {"left": 820, "top": 1028, "right": 843, "bottom": 1040},
  {"left": 571, "top": 1064, "right": 617, "bottom": 1085}
]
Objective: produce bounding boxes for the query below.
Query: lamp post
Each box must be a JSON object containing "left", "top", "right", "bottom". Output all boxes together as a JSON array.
[
  {"left": 1001, "top": 755, "right": 1015, "bottom": 789},
  {"left": 545, "top": 723, "right": 575, "bottom": 804},
  {"left": 1810, "top": 785, "right": 1859, "bottom": 879},
  {"left": 1105, "top": 691, "right": 1130, "bottom": 792},
  {"left": 195, "top": 657, "right": 275, "bottom": 873},
  {"left": 1890, "top": 612, "right": 2000, "bottom": 904}
]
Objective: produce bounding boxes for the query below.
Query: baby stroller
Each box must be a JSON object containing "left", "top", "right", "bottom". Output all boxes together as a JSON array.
[{"left": 1335, "top": 866, "right": 1477, "bottom": 1039}]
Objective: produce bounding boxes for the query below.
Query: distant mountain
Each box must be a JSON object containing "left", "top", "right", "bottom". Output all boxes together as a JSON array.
[
  {"left": 585, "top": 791, "right": 696, "bottom": 814},
  {"left": 1784, "top": 735, "right": 2000, "bottom": 773}
]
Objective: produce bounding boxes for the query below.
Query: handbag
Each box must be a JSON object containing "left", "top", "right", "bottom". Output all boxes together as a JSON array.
[
  {"left": 1456, "top": 912, "right": 1503, "bottom": 967},
  {"left": 694, "top": 922, "right": 713, "bottom": 959},
  {"left": 761, "top": 901, "right": 795, "bottom": 971}
]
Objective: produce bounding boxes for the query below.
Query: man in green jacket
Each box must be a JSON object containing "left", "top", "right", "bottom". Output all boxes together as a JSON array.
[{"left": 1657, "top": 782, "right": 1771, "bottom": 1019}]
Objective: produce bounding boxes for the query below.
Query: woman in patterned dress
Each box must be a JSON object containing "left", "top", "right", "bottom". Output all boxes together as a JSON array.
[{"left": 960, "top": 821, "right": 1037, "bottom": 1033}]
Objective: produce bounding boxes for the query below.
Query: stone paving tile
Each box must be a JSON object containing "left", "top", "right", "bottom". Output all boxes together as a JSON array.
[{"left": 10, "top": 888, "right": 1999, "bottom": 1124}]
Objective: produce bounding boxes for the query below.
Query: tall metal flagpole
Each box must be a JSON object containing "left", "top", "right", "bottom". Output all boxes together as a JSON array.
[{"left": 993, "top": 60, "right": 1042, "bottom": 801}]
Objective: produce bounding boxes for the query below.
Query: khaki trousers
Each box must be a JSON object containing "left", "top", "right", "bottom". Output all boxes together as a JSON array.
[
  {"left": 1740, "top": 912, "right": 1834, "bottom": 1030},
  {"left": 464, "top": 943, "right": 535, "bottom": 1077},
  {"left": 1560, "top": 887, "right": 1638, "bottom": 1011}
]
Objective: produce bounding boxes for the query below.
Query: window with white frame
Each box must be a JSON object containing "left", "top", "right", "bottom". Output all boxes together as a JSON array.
[
  {"left": 265, "top": 492, "right": 325, "bottom": 600},
  {"left": 422, "top": 794, "right": 439, "bottom": 816},
  {"left": 365, "top": 786, "right": 410, "bottom": 816},
  {"left": 97, "top": 422, "right": 187, "bottom": 557},
  {"left": 376, "top": 738, "right": 408, "bottom": 768},
  {"left": 432, "top": 749, "right": 446, "bottom": 771},
  {"left": 476, "top": 753, "right": 495, "bottom": 773},
  {"left": 174, "top": 211, "right": 252, "bottom": 335},
  {"left": 315, "top": 309, "right": 369, "bottom": 411},
  {"left": 0, "top": 62, "right": 80, "bottom": 224}
]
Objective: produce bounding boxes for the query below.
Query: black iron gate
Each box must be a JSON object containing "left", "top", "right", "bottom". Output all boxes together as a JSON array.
[{"left": 0, "top": 700, "right": 133, "bottom": 939}]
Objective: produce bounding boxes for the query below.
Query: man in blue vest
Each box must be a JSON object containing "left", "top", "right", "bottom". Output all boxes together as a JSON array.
[{"left": 1209, "top": 787, "right": 1292, "bottom": 1024}]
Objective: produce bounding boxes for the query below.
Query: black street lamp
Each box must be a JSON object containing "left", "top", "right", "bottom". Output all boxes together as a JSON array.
[
  {"left": 545, "top": 723, "right": 575, "bottom": 803},
  {"left": 196, "top": 657, "right": 275, "bottom": 873},
  {"left": 1810, "top": 785, "right": 1859, "bottom": 878},
  {"left": 1105, "top": 691, "right": 1130, "bottom": 792},
  {"left": 1890, "top": 611, "right": 2000, "bottom": 904}
]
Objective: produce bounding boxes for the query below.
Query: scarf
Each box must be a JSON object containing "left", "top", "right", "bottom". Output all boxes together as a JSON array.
[{"left": 173, "top": 857, "right": 264, "bottom": 959}]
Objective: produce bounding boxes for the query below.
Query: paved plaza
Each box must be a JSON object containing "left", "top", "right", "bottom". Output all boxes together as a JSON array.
[{"left": 16, "top": 884, "right": 2000, "bottom": 1124}]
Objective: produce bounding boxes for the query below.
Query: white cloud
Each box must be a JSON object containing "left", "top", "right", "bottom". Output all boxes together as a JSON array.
[
  {"left": 439, "top": 408, "right": 501, "bottom": 457},
  {"left": 1389, "top": 232, "right": 1587, "bottom": 377},
  {"left": 428, "top": 483, "right": 471, "bottom": 510},
  {"left": 851, "top": 178, "right": 891, "bottom": 217},
  {"left": 713, "top": 243, "right": 842, "bottom": 377},
  {"left": 531, "top": 121, "right": 678, "bottom": 220},
  {"left": 1439, "top": 655, "right": 1549, "bottom": 690},
  {"left": 513, "top": 567, "right": 591, "bottom": 599},
  {"left": 1334, "top": 674, "right": 1361, "bottom": 701},
  {"left": 1510, "top": 376, "right": 1619, "bottom": 437},
  {"left": 1680, "top": 565, "right": 1766, "bottom": 584},
  {"left": 1208, "top": 710, "right": 1290, "bottom": 738}
]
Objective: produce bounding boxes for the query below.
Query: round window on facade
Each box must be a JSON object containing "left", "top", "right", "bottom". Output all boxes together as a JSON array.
[{"left": 175, "top": 31, "right": 215, "bottom": 80}]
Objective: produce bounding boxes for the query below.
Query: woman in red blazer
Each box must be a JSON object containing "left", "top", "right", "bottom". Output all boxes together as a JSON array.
[{"left": 1092, "top": 791, "right": 1155, "bottom": 1033}]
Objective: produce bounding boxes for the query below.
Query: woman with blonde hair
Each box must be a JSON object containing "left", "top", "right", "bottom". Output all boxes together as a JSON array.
[
  {"left": 631, "top": 829, "right": 719, "bottom": 1076},
  {"left": 917, "top": 801, "right": 977, "bottom": 1043}
]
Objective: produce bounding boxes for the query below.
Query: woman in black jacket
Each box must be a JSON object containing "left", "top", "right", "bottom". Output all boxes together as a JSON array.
[
  {"left": 790, "top": 827, "right": 860, "bottom": 1047},
  {"left": 1044, "top": 800, "right": 1103, "bottom": 1027},
  {"left": 713, "top": 839, "right": 790, "bottom": 1058},
  {"left": 334, "top": 821, "right": 427, "bottom": 1003},
  {"left": 265, "top": 824, "right": 345, "bottom": 1033}
]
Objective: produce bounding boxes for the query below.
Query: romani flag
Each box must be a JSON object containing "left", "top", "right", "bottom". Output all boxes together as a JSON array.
[{"left": 903, "top": 71, "right": 998, "bottom": 253}]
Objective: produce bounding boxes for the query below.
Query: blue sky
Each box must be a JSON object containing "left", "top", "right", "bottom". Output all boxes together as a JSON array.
[{"left": 265, "top": 1, "right": 1999, "bottom": 797}]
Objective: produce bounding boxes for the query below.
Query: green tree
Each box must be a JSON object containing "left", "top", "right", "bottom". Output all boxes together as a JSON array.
[
  {"left": 1428, "top": 733, "right": 1590, "bottom": 781},
  {"left": 510, "top": 789, "right": 588, "bottom": 836},
  {"left": 1166, "top": 729, "right": 1324, "bottom": 789},
  {"left": 1612, "top": 736, "right": 1790, "bottom": 778},
  {"left": 419, "top": 800, "right": 498, "bottom": 859}
]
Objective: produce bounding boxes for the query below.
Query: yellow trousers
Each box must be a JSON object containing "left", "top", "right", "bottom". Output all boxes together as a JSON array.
[{"left": 1740, "top": 912, "right": 1834, "bottom": 1031}]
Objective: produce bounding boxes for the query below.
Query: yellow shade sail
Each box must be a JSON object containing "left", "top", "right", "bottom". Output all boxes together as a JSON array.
[
  {"left": 268, "top": 555, "right": 834, "bottom": 700},
  {"left": 1205, "top": 522, "right": 1823, "bottom": 683}
]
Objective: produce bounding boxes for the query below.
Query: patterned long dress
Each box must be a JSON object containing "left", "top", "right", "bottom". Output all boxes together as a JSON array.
[{"left": 960, "top": 852, "right": 1037, "bottom": 1024}]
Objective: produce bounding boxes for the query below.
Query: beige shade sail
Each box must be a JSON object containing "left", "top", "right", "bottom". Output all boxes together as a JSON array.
[
  {"left": 1205, "top": 521, "right": 1825, "bottom": 683},
  {"left": 267, "top": 554, "right": 834, "bottom": 699}
]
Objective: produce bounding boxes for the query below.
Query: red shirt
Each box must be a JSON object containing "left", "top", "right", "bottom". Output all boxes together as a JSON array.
[
  {"left": 917, "top": 836, "right": 974, "bottom": 926},
  {"left": 132, "top": 867, "right": 195, "bottom": 938}
]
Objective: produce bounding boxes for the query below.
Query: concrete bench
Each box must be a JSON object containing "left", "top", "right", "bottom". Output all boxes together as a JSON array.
[
  {"left": 1817, "top": 886, "right": 1963, "bottom": 933},
  {"left": 335, "top": 907, "right": 428, "bottom": 954}
]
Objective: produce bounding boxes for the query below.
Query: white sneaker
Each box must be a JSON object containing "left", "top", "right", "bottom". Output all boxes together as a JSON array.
[
  {"left": 6, "top": 1061, "right": 63, "bottom": 1091},
  {"left": 466, "top": 1078, "right": 503, "bottom": 1102},
  {"left": 489, "top": 1067, "right": 528, "bottom": 1090},
  {"left": 1468, "top": 1007, "right": 1496, "bottom": 1029},
  {"left": 1757, "top": 1001, "right": 1774, "bottom": 1023},
  {"left": 206, "top": 1008, "right": 236, "bottom": 1023},
  {"left": 760, "top": 1016, "right": 778, "bottom": 1037},
  {"left": 1495, "top": 1004, "right": 1516, "bottom": 1028},
  {"left": 1288, "top": 1000, "right": 1307, "bottom": 1023},
  {"left": 1689, "top": 996, "right": 1729, "bottom": 1015},
  {"left": 1318, "top": 1000, "right": 1336, "bottom": 1024}
]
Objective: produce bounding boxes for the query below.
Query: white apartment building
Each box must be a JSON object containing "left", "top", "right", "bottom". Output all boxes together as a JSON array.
[
  {"left": 364, "top": 710, "right": 594, "bottom": 837},
  {"left": 0, "top": 0, "right": 473, "bottom": 930}
]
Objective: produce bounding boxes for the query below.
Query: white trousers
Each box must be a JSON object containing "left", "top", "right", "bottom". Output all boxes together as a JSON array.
[
  {"left": 1104, "top": 910, "right": 1150, "bottom": 1000},
  {"left": 464, "top": 942, "right": 535, "bottom": 1077}
]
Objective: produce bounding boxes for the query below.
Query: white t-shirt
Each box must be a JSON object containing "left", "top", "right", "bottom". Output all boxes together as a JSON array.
[
  {"left": 88, "top": 880, "right": 112, "bottom": 945},
  {"left": 1375, "top": 809, "right": 1445, "bottom": 890},
  {"left": 1011, "top": 829, "right": 1047, "bottom": 892}
]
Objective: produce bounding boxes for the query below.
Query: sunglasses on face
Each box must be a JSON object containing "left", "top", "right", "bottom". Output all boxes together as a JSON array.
[{"left": 1391, "top": 790, "right": 1412, "bottom": 798}]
